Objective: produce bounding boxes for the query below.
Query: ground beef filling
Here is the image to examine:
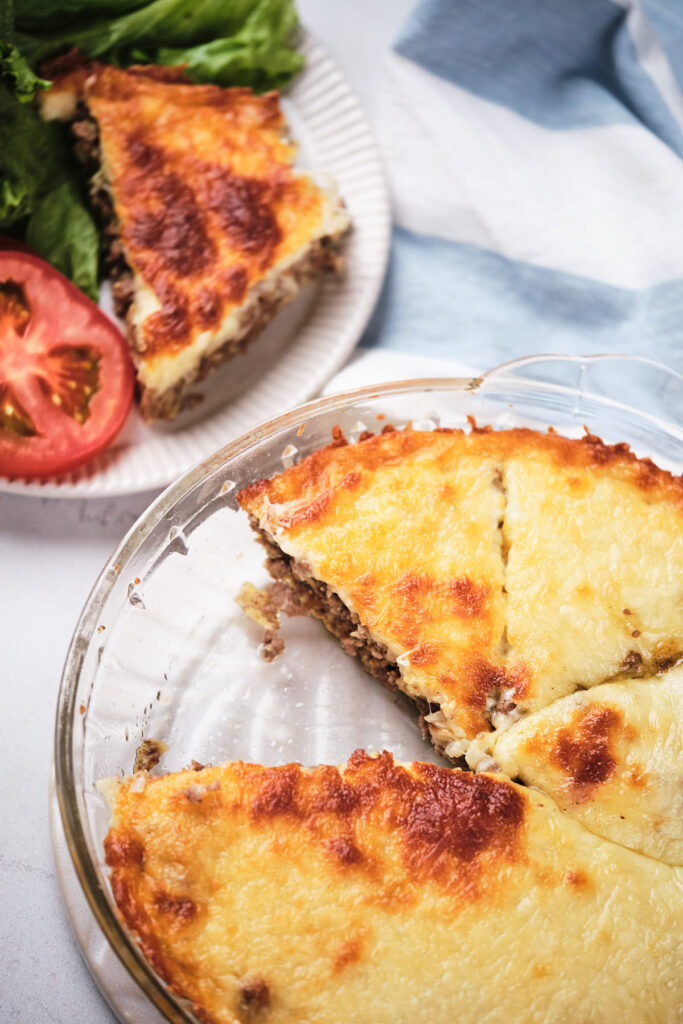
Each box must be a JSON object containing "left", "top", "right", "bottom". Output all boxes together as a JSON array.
[
  {"left": 70, "top": 106, "right": 135, "bottom": 317},
  {"left": 251, "top": 519, "right": 460, "bottom": 759},
  {"left": 254, "top": 522, "right": 400, "bottom": 687}
]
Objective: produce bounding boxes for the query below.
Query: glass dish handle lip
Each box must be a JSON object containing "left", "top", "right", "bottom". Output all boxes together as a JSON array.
[{"left": 482, "top": 352, "right": 683, "bottom": 392}]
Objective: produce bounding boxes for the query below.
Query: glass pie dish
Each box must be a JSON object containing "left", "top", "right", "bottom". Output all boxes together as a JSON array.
[{"left": 54, "top": 354, "right": 683, "bottom": 1024}]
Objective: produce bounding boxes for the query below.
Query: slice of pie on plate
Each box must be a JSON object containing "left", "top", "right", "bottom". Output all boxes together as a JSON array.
[
  {"left": 103, "top": 751, "right": 683, "bottom": 1024},
  {"left": 238, "top": 425, "right": 683, "bottom": 757},
  {"left": 41, "top": 62, "right": 350, "bottom": 420}
]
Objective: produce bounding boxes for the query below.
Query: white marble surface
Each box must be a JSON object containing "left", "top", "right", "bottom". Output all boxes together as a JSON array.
[{"left": 0, "top": 3, "right": 414, "bottom": 1022}]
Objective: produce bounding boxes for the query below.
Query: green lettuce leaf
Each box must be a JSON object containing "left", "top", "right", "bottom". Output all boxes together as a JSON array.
[
  {"left": 16, "top": 0, "right": 146, "bottom": 33},
  {"left": 16, "top": 0, "right": 303, "bottom": 91},
  {"left": 1, "top": 1, "right": 49, "bottom": 100},
  {"left": 0, "top": 81, "right": 60, "bottom": 227},
  {"left": 145, "top": 0, "right": 304, "bottom": 89},
  {"left": 0, "top": 41, "right": 50, "bottom": 100},
  {"left": 0, "top": 81, "right": 100, "bottom": 296},
  {"left": 26, "top": 180, "right": 100, "bottom": 298}
]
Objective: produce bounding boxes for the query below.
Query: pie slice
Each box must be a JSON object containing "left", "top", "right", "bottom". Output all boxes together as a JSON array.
[
  {"left": 468, "top": 663, "right": 683, "bottom": 865},
  {"left": 239, "top": 427, "right": 509, "bottom": 755},
  {"left": 238, "top": 426, "right": 683, "bottom": 754},
  {"left": 41, "top": 62, "right": 350, "bottom": 420},
  {"left": 103, "top": 752, "right": 683, "bottom": 1024},
  {"left": 502, "top": 439, "right": 683, "bottom": 711}
]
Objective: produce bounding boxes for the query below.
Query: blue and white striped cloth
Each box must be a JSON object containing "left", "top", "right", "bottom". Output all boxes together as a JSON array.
[{"left": 360, "top": 0, "right": 683, "bottom": 373}]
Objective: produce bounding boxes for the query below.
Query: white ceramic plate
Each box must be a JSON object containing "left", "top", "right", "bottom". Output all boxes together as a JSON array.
[{"left": 0, "top": 32, "right": 390, "bottom": 499}]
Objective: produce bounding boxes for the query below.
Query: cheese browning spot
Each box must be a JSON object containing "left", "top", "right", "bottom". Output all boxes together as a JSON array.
[
  {"left": 154, "top": 892, "right": 197, "bottom": 923},
  {"left": 249, "top": 764, "right": 302, "bottom": 820},
  {"left": 621, "top": 650, "right": 644, "bottom": 675},
  {"left": 125, "top": 136, "right": 215, "bottom": 280},
  {"left": 322, "top": 836, "right": 365, "bottom": 867},
  {"left": 104, "top": 831, "right": 144, "bottom": 867},
  {"left": 195, "top": 165, "right": 283, "bottom": 266},
  {"left": 410, "top": 642, "right": 441, "bottom": 667},
  {"left": 549, "top": 706, "right": 620, "bottom": 799},
  {"left": 626, "top": 762, "right": 648, "bottom": 789},
  {"left": 388, "top": 574, "right": 493, "bottom": 653},
  {"left": 241, "top": 753, "right": 526, "bottom": 894},
  {"left": 461, "top": 658, "right": 529, "bottom": 713},
  {"left": 332, "top": 935, "right": 364, "bottom": 975},
  {"left": 279, "top": 471, "right": 363, "bottom": 530},
  {"left": 564, "top": 869, "right": 590, "bottom": 889},
  {"left": 219, "top": 264, "right": 249, "bottom": 303},
  {"left": 195, "top": 287, "right": 222, "bottom": 329},
  {"left": 448, "top": 576, "right": 490, "bottom": 618},
  {"left": 110, "top": 874, "right": 173, "bottom": 983},
  {"left": 239, "top": 429, "right": 437, "bottom": 510},
  {"left": 399, "top": 762, "right": 525, "bottom": 877},
  {"left": 239, "top": 976, "right": 270, "bottom": 1016}
]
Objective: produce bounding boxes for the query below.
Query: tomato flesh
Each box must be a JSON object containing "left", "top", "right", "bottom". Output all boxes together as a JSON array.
[{"left": 0, "top": 251, "right": 134, "bottom": 480}]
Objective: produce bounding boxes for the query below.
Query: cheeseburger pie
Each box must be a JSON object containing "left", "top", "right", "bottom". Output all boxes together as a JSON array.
[
  {"left": 103, "top": 423, "right": 683, "bottom": 1023},
  {"left": 42, "top": 62, "right": 350, "bottom": 420}
]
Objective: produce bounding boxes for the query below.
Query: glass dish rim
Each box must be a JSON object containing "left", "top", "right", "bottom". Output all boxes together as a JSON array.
[{"left": 53, "top": 352, "right": 682, "bottom": 1023}]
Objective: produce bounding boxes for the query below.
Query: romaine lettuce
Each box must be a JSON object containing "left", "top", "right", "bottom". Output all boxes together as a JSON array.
[
  {"left": 1, "top": 0, "right": 303, "bottom": 299},
  {"left": 16, "top": 0, "right": 303, "bottom": 90}
]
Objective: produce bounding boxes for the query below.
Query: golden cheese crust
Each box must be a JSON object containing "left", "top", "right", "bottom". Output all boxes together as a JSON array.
[
  {"left": 105, "top": 751, "right": 683, "bottom": 1024},
  {"left": 238, "top": 426, "right": 683, "bottom": 748},
  {"left": 42, "top": 63, "right": 350, "bottom": 416},
  {"left": 87, "top": 67, "right": 325, "bottom": 353},
  {"left": 481, "top": 663, "right": 683, "bottom": 864},
  {"left": 101, "top": 424, "right": 683, "bottom": 1020}
]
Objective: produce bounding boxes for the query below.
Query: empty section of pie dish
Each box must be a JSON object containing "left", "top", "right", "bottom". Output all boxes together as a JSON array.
[{"left": 53, "top": 355, "right": 683, "bottom": 1024}]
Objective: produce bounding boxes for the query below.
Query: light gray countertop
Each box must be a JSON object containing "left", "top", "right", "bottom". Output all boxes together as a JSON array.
[{"left": 0, "top": 3, "right": 413, "bottom": 1021}]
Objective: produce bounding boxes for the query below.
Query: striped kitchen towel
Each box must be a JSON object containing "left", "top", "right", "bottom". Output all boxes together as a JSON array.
[{"left": 361, "top": 0, "right": 683, "bottom": 373}]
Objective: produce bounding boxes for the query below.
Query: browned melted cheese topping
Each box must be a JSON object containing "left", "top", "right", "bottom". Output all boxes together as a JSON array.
[
  {"left": 72, "top": 65, "right": 329, "bottom": 358},
  {"left": 240, "top": 425, "right": 683, "bottom": 739},
  {"left": 103, "top": 745, "right": 683, "bottom": 1024},
  {"left": 103, "top": 754, "right": 531, "bottom": 1017},
  {"left": 100, "top": 423, "right": 683, "bottom": 1022},
  {"left": 106, "top": 753, "right": 526, "bottom": 905},
  {"left": 546, "top": 705, "right": 621, "bottom": 800},
  {"left": 240, "top": 751, "right": 526, "bottom": 883},
  {"left": 240, "top": 427, "right": 683, "bottom": 515}
]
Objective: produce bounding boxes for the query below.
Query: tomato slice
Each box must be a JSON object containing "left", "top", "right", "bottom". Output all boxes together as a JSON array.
[{"left": 0, "top": 251, "right": 134, "bottom": 480}]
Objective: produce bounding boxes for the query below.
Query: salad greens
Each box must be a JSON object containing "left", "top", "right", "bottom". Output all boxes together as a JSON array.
[
  {"left": 1, "top": 0, "right": 304, "bottom": 298},
  {"left": 0, "top": 42, "right": 49, "bottom": 101},
  {"left": 16, "top": 0, "right": 304, "bottom": 91},
  {"left": 0, "top": 0, "right": 101, "bottom": 298}
]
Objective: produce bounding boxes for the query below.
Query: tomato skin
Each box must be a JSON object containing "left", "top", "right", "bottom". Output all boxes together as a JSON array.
[{"left": 0, "top": 250, "right": 135, "bottom": 480}]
